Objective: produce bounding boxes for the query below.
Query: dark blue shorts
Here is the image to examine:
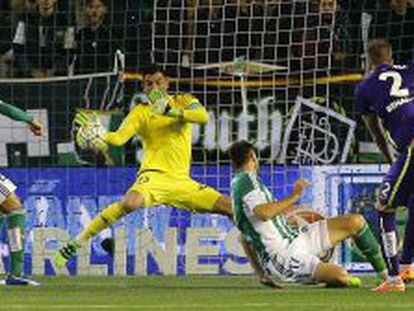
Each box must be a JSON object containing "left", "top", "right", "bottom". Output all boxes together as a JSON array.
[{"left": 378, "top": 147, "right": 414, "bottom": 210}]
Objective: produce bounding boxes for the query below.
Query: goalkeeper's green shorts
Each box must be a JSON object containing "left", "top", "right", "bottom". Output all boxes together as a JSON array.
[{"left": 128, "top": 170, "right": 222, "bottom": 213}]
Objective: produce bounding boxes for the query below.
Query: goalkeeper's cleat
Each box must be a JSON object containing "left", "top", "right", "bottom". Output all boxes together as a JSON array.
[
  {"left": 53, "top": 239, "right": 81, "bottom": 268},
  {"left": 373, "top": 277, "right": 405, "bottom": 292},
  {"left": 347, "top": 277, "right": 362, "bottom": 288},
  {"left": 0, "top": 276, "right": 40, "bottom": 286},
  {"left": 400, "top": 267, "right": 414, "bottom": 283}
]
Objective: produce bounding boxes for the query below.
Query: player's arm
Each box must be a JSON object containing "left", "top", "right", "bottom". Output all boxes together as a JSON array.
[
  {"left": 177, "top": 101, "right": 209, "bottom": 124},
  {"left": 149, "top": 90, "right": 209, "bottom": 125},
  {"left": 362, "top": 114, "right": 395, "bottom": 163},
  {"left": 74, "top": 107, "right": 142, "bottom": 151},
  {"left": 104, "top": 108, "right": 142, "bottom": 146},
  {"left": 253, "top": 179, "right": 309, "bottom": 221},
  {"left": 0, "top": 100, "right": 43, "bottom": 136}
]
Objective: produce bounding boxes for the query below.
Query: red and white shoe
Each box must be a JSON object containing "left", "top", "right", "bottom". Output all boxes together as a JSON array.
[
  {"left": 373, "top": 277, "right": 405, "bottom": 292},
  {"left": 400, "top": 267, "right": 414, "bottom": 283}
]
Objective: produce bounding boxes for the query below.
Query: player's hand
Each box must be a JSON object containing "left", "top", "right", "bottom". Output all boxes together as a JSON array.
[
  {"left": 149, "top": 89, "right": 171, "bottom": 115},
  {"left": 74, "top": 111, "right": 107, "bottom": 152},
  {"left": 75, "top": 125, "right": 107, "bottom": 152},
  {"left": 29, "top": 120, "right": 43, "bottom": 136},
  {"left": 292, "top": 179, "right": 310, "bottom": 198},
  {"left": 74, "top": 110, "right": 101, "bottom": 128}
]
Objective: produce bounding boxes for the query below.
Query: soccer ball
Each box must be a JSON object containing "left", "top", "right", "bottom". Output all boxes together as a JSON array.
[{"left": 75, "top": 125, "right": 106, "bottom": 151}]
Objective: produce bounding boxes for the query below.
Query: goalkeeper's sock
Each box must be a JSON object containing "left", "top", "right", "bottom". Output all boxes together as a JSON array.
[
  {"left": 353, "top": 222, "right": 387, "bottom": 276},
  {"left": 78, "top": 201, "right": 125, "bottom": 245},
  {"left": 6, "top": 209, "right": 27, "bottom": 277}
]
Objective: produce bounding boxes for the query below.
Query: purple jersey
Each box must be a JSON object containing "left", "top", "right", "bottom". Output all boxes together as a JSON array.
[{"left": 356, "top": 63, "right": 414, "bottom": 149}]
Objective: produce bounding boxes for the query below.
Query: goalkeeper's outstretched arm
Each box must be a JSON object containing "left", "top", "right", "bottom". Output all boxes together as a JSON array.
[{"left": 104, "top": 108, "right": 141, "bottom": 146}]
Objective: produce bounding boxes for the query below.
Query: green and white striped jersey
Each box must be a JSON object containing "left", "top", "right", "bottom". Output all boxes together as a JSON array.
[{"left": 231, "top": 170, "right": 298, "bottom": 260}]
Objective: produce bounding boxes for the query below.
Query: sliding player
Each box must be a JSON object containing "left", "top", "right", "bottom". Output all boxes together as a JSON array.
[
  {"left": 229, "top": 140, "right": 388, "bottom": 288},
  {"left": 0, "top": 99, "right": 42, "bottom": 286},
  {"left": 357, "top": 39, "right": 414, "bottom": 291},
  {"left": 53, "top": 65, "right": 274, "bottom": 286}
]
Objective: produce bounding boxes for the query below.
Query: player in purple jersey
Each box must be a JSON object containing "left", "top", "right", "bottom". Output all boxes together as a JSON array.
[{"left": 356, "top": 39, "right": 414, "bottom": 292}]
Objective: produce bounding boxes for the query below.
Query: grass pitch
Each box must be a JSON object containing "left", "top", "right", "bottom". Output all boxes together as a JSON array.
[{"left": 1, "top": 276, "right": 414, "bottom": 310}]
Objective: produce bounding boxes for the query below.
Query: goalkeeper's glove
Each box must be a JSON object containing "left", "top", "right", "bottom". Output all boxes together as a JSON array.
[
  {"left": 74, "top": 111, "right": 107, "bottom": 152},
  {"left": 148, "top": 89, "right": 182, "bottom": 118}
]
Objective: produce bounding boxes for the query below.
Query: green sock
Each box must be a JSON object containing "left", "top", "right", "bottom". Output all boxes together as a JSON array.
[
  {"left": 354, "top": 223, "right": 387, "bottom": 273},
  {"left": 6, "top": 209, "right": 27, "bottom": 277}
]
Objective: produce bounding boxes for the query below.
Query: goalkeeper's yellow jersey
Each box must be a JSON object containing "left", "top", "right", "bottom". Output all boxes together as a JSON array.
[{"left": 104, "top": 93, "right": 208, "bottom": 177}]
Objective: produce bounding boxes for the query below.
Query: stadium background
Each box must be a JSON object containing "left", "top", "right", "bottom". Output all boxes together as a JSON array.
[{"left": 0, "top": 0, "right": 411, "bottom": 276}]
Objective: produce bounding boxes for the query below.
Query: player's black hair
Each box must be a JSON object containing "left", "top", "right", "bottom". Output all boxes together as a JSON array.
[
  {"left": 367, "top": 39, "right": 392, "bottom": 67},
  {"left": 229, "top": 140, "right": 255, "bottom": 170},
  {"left": 140, "top": 64, "right": 169, "bottom": 77}
]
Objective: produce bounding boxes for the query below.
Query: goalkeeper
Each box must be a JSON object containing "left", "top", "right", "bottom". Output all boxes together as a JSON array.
[
  {"left": 53, "top": 65, "right": 273, "bottom": 286},
  {"left": 0, "top": 99, "right": 42, "bottom": 286}
]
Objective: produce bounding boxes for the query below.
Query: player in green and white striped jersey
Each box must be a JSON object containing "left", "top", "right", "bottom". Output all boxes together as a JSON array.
[
  {"left": 0, "top": 99, "right": 42, "bottom": 286},
  {"left": 229, "top": 140, "right": 388, "bottom": 288}
]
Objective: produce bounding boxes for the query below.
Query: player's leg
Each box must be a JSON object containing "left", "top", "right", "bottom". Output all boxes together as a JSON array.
[
  {"left": 265, "top": 238, "right": 360, "bottom": 288},
  {"left": 0, "top": 191, "right": 38, "bottom": 286},
  {"left": 313, "top": 262, "right": 359, "bottom": 287},
  {"left": 400, "top": 196, "right": 414, "bottom": 282},
  {"left": 78, "top": 191, "right": 144, "bottom": 244},
  {"left": 54, "top": 171, "right": 161, "bottom": 267},
  {"left": 240, "top": 236, "right": 284, "bottom": 289},
  {"left": 172, "top": 179, "right": 280, "bottom": 288},
  {"left": 374, "top": 147, "right": 414, "bottom": 291},
  {"left": 1, "top": 194, "right": 25, "bottom": 278},
  {"left": 53, "top": 190, "right": 145, "bottom": 268},
  {"left": 325, "top": 214, "right": 388, "bottom": 281}
]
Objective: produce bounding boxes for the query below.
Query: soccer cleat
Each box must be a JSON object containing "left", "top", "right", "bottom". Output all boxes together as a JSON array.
[
  {"left": 0, "top": 276, "right": 40, "bottom": 286},
  {"left": 373, "top": 277, "right": 405, "bottom": 292},
  {"left": 400, "top": 267, "right": 414, "bottom": 283},
  {"left": 53, "top": 239, "right": 80, "bottom": 268}
]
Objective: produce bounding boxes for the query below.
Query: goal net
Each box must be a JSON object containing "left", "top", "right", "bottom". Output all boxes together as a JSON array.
[
  {"left": 0, "top": 0, "right": 408, "bottom": 276},
  {"left": 152, "top": 0, "right": 358, "bottom": 272}
]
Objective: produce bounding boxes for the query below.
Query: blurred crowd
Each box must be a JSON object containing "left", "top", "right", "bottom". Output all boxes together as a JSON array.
[
  {"left": 1, "top": 0, "right": 414, "bottom": 78},
  {"left": 0, "top": 0, "right": 150, "bottom": 78}
]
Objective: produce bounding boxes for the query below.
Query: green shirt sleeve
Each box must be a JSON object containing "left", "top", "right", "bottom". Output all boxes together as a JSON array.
[{"left": 0, "top": 100, "right": 33, "bottom": 123}]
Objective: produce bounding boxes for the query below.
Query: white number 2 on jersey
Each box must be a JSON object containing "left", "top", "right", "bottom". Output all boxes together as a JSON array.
[{"left": 379, "top": 71, "right": 409, "bottom": 98}]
